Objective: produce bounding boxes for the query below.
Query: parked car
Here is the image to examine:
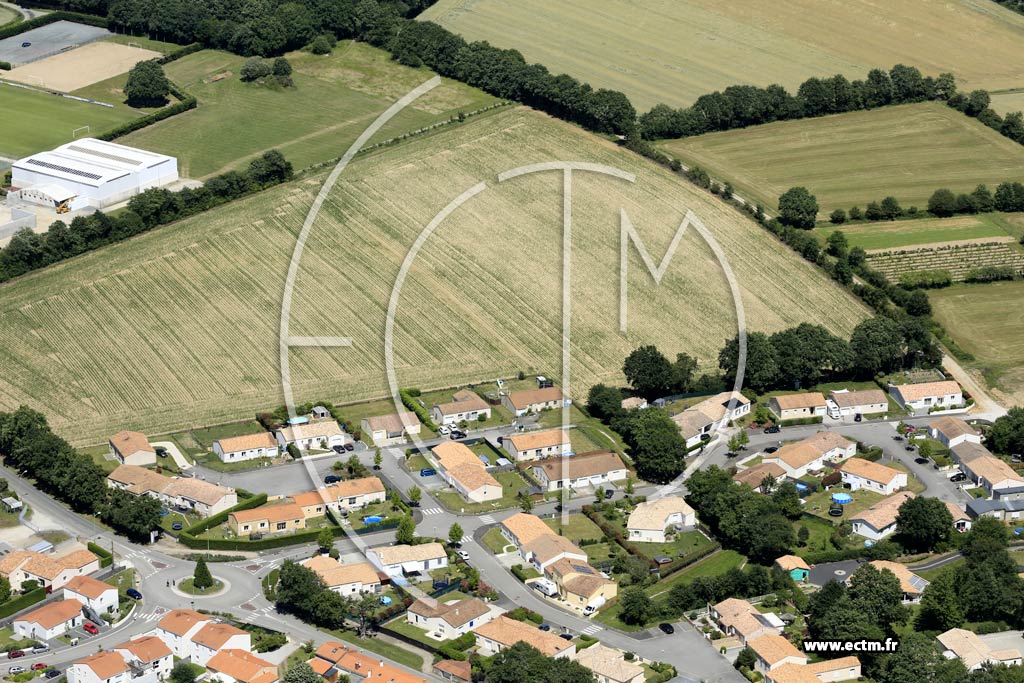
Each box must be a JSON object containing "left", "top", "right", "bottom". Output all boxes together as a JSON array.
[
  {"left": 45, "top": 670, "right": 61, "bottom": 679},
  {"left": 83, "top": 623, "right": 99, "bottom": 635},
  {"left": 538, "top": 624, "right": 551, "bottom": 631},
  {"left": 419, "top": 468, "right": 437, "bottom": 477},
  {"left": 764, "top": 446, "right": 778, "bottom": 454},
  {"left": 559, "top": 633, "right": 573, "bottom": 641},
  {"left": 20, "top": 41, "right": 30, "bottom": 47},
  {"left": 854, "top": 413, "right": 863, "bottom": 422},
  {"left": 8, "top": 651, "right": 24, "bottom": 659},
  {"left": 156, "top": 448, "right": 168, "bottom": 458},
  {"left": 31, "top": 663, "right": 47, "bottom": 671},
  {"left": 31, "top": 645, "right": 48, "bottom": 654},
  {"left": 332, "top": 445, "right": 345, "bottom": 454},
  {"left": 324, "top": 474, "right": 342, "bottom": 484},
  {"left": 764, "top": 425, "right": 781, "bottom": 434},
  {"left": 438, "top": 426, "right": 450, "bottom": 435},
  {"left": 9, "top": 666, "right": 24, "bottom": 675},
  {"left": 905, "top": 445, "right": 916, "bottom": 451},
  {"left": 893, "top": 435, "right": 904, "bottom": 441},
  {"left": 950, "top": 472, "right": 967, "bottom": 482},
  {"left": 604, "top": 489, "right": 614, "bottom": 499},
  {"left": 344, "top": 443, "right": 355, "bottom": 451},
  {"left": 658, "top": 623, "right": 675, "bottom": 635},
  {"left": 450, "top": 430, "right": 467, "bottom": 440},
  {"left": 126, "top": 588, "right": 143, "bottom": 600},
  {"left": 457, "top": 550, "right": 470, "bottom": 561},
  {"left": 914, "top": 457, "right": 929, "bottom": 465}
]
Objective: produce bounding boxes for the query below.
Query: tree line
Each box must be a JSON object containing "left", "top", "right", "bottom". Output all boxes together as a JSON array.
[
  {"left": 0, "top": 150, "right": 292, "bottom": 283},
  {"left": 0, "top": 406, "right": 163, "bottom": 541}
]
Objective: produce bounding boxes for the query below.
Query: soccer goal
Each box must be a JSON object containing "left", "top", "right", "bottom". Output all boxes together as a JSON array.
[
  {"left": 127, "top": 41, "right": 142, "bottom": 49},
  {"left": 72, "top": 125, "right": 91, "bottom": 139}
]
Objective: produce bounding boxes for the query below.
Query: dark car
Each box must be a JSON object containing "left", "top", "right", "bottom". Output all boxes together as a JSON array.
[
  {"left": 658, "top": 623, "right": 675, "bottom": 635},
  {"left": 905, "top": 444, "right": 916, "bottom": 451},
  {"left": 854, "top": 413, "right": 863, "bottom": 422},
  {"left": 344, "top": 443, "right": 355, "bottom": 452},
  {"left": 764, "top": 446, "right": 779, "bottom": 454},
  {"left": 604, "top": 489, "right": 614, "bottom": 499},
  {"left": 8, "top": 651, "right": 24, "bottom": 659},
  {"left": 420, "top": 468, "right": 437, "bottom": 477},
  {"left": 764, "top": 425, "right": 781, "bottom": 434},
  {"left": 324, "top": 474, "right": 342, "bottom": 484},
  {"left": 126, "top": 588, "right": 143, "bottom": 600},
  {"left": 44, "top": 671, "right": 61, "bottom": 679},
  {"left": 21, "top": 41, "right": 30, "bottom": 47},
  {"left": 914, "top": 457, "right": 929, "bottom": 465},
  {"left": 950, "top": 472, "right": 967, "bottom": 482},
  {"left": 171, "top": 522, "right": 183, "bottom": 531},
  {"left": 539, "top": 624, "right": 551, "bottom": 631},
  {"left": 893, "top": 435, "right": 904, "bottom": 441},
  {"left": 559, "top": 633, "right": 573, "bottom": 641},
  {"left": 156, "top": 448, "right": 168, "bottom": 458},
  {"left": 332, "top": 445, "right": 345, "bottom": 454}
]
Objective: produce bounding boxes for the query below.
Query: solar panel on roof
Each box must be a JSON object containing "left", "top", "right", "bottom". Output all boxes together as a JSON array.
[
  {"left": 570, "top": 564, "right": 594, "bottom": 574},
  {"left": 66, "top": 144, "right": 143, "bottom": 166},
  {"left": 25, "top": 158, "right": 102, "bottom": 180}
]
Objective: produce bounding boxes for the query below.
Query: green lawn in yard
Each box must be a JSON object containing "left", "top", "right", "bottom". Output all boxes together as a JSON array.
[
  {"left": 331, "top": 629, "right": 424, "bottom": 670},
  {"left": 382, "top": 617, "right": 438, "bottom": 647},
  {"left": 630, "top": 530, "right": 715, "bottom": 560},
  {"left": 192, "top": 453, "right": 276, "bottom": 473},
  {"left": 482, "top": 527, "right": 515, "bottom": 554},
  {"left": 794, "top": 516, "right": 839, "bottom": 557},
  {"left": 582, "top": 542, "right": 619, "bottom": 566},
  {"left": 435, "top": 470, "right": 532, "bottom": 514},
  {"left": 966, "top": 487, "right": 988, "bottom": 499},
  {"left": 121, "top": 42, "right": 498, "bottom": 177},
  {"left": 801, "top": 488, "right": 885, "bottom": 519},
  {"left": 406, "top": 454, "right": 431, "bottom": 473},
  {"left": 160, "top": 510, "right": 201, "bottom": 534},
  {"left": 417, "top": 386, "right": 513, "bottom": 432},
  {"left": 178, "top": 420, "right": 268, "bottom": 449},
  {"left": 346, "top": 501, "right": 405, "bottom": 531},
  {"left": 545, "top": 514, "right": 604, "bottom": 543}
]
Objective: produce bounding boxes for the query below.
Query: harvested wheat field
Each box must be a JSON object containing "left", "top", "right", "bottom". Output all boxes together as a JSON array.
[
  {"left": 5, "top": 42, "right": 162, "bottom": 92},
  {"left": 421, "top": 0, "right": 1024, "bottom": 110},
  {"left": 0, "top": 107, "right": 868, "bottom": 445}
]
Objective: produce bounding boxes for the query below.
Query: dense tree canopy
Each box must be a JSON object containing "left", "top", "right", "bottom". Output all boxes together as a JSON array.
[
  {"left": 486, "top": 642, "right": 595, "bottom": 683},
  {"left": 124, "top": 60, "right": 170, "bottom": 107},
  {"left": 895, "top": 496, "right": 952, "bottom": 553},
  {"left": 777, "top": 187, "right": 819, "bottom": 229}
]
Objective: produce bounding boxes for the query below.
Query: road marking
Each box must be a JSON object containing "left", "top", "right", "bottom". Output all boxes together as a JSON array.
[
  {"left": 421, "top": 507, "right": 443, "bottom": 516},
  {"left": 479, "top": 515, "right": 496, "bottom": 525},
  {"left": 582, "top": 625, "right": 603, "bottom": 635},
  {"left": 460, "top": 536, "right": 471, "bottom": 545}
]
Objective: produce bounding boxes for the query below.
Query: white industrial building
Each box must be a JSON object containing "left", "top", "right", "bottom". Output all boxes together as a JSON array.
[{"left": 10, "top": 138, "right": 178, "bottom": 211}]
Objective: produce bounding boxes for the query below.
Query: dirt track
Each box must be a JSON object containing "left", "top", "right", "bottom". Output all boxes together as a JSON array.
[{"left": 5, "top": 42, "right": 161, "bottom": 92}]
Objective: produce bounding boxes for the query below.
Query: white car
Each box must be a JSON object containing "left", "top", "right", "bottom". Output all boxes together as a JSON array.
[
  {"left": 457, "top": 550, "right": 470, "bottom": 561},
  {"left": 438, "top": 425, "right": 450, "bottom": 435}
]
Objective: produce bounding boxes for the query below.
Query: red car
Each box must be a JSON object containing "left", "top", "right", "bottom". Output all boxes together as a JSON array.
[
  {"left": 31, "top": 663, "right": 47, "bottom": 671},
  {"left": 83, "top": 623, "right": 99, "bottom": 635},
  {"left": 7, "top": 651, "right": 23, "bottom": 659}
]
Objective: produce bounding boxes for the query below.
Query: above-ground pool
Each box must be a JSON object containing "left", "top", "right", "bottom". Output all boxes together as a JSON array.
[
  {"left": 363, "top": 515, "right": 384, "bottom": 524},
  {"left": 832, "top": 492, "right": 853, "bottom": 504}
]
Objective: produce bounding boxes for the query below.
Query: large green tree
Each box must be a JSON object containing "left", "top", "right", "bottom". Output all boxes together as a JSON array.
[
  {"left": 876, "top": 632, "right": 967, "bottom": 683},
  {"left": 395, "top": 515, "right": 416, "bottom": 544},
  {"left": 124, "top": 61, "right": 170, "bottom": 107},
  {"left": 622, "top": 345, "right": 673, "bottom": 399},
  {"left": 282, "top": 662, "right": 320, "bottom": 683},
  {"left": 777, "top": 186, "right": 819, "bottom": 229},
  {"left": 192, "top": 557, "right": 214, "bottom": 590},
  {"left": 849, "top": 316, "right": 904, "bottom": 376},
  {"left": 719, "top": 331, "right": 779, "bottom": 393},
  {"left": 619, "top": 408, "right": 688, "bottom": 483},
  {"left": 487, "top": 642, "right": 595, "bottom": 683},
  {"left": 618, "top": 586, "right": 659, "bottom": 625},
  {"left": 989, "top": 407, "right": 1024, "bottom": 456},
  {"left": 895, "top": 496, "right": 952, "bottom": 553},
  {"left": 915, "top": 569, "right": 964, "bottom": 632},
  {"left": 169, "top": 661, "right": 198, "bottom": 683}
]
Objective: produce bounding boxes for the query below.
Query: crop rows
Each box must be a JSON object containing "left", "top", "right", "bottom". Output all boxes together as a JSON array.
[{"left": 866, "top": 242, "right": 1024, "bottom": 280}]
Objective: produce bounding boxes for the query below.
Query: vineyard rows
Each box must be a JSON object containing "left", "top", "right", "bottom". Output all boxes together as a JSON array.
[{"left": 867, "top": 241, "right": 1024, "bottom": 280}]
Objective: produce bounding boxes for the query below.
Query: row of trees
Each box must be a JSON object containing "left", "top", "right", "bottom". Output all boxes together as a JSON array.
[
  {"left": 929, "top": 182, "right": 1024, "bottom": 216},
  {"left": 0, "top": 406, "right": 162, "bottom": 541},
  {"left": 0, "top": 150, "right": 293, "bottom": 282},
  {"left": 639, "top": 65, "right": 955, "bottom": 140}
]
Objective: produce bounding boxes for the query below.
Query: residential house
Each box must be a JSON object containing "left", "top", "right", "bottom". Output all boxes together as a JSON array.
[
  {"left": 153, "top": 609, "right": 212, "bottom": 659},
  {"left": 889, "top": 380, "right": 964, "bottom": 412},
  {"left": 522, "top": 534, "right": 587, "bottom": 572},
  {"left": 275, "top": 421, "right": 345, "bottom": 451},
  {"left": 626, "top": 496, "right": 695, "bottom": 543},
  {"left": 774, "top": 556, "right": 810, "bottom": 583},
  {"left": 763, "top": 432, "right": 855, "bottom": 479},
  {"left": 937, "top": 628, "right": 1022, "bottom": 671},
  {"left": 300, "top": 557, "right": 381, "bottom": 596},
  {"left": 499, "top": 513, "right": 553, "bottom": 552},
  {"left": 112, "top": 637, "right": 174, "bottom": 681},
  {"left": 849, "top": 561, "right": 928, "bottom": 603},
  {"left": 545, "top": 557, "right": 617, "bottom": 612},
  {"left": 747, "top": 634, "right": 808, "bottom": 673},
  {"left": 433, "top": 660, "right": 472, "bottom": 683},
  {"left": 767, "top": 393, "right": 826, "bottom": 422},
  {"left": 502, "top": 387, "right": 568, "bottom": 416},
  {"left": 839, "top": 458, "right": 907, "bottom": 495},
  {"left": 766, "top": 657, "right": 862, "bottom": 683},
  {"left": 734, "top": 462, "right": 787, "bottom": 492},
  {"left": 107, "top": 465, "right": 237, "bottom": 518},
  {"left": 68, "top": 651, "right": 137, "bottom": 683},
  {"left": 620, "top": 397, "right": 648, "bottom": 411},
  {"left": 502, "top": 429, "right": 571, "bottom": 462},
  {"left": 966, "top": 497, "right": 1024, "bottom": 522},
  {"left": 108, "top": 430, "right": 156, "bottom": 466},
  {"left": 431, "top": 390, "right": 492, "bottom": 426},
  {"left": 0, "top": 548, "right": 100, "bottom": 591},
  {"left": 672, "top": 391, "right": 750, "bottom": 447},
  {"left": 307, "top": 642, "right": 430, "bottom": 683},
  {"left": 575, "top": 644, "right": 645, "bottom": 683},
  {"left": 850, "top": 491, "right": 915, "bottom": 541},
  {"left": 929, "top": 416, "right": 981, "bottom": 449},
  {"left": 711, "top": 598, "right": 785, "bottom": 646},
  {"left": 406, "top": 596, "right": 495, "bottom": 640},
  {"left": 952, "top": 442, "right": 1024, "bottom": 498},
  {"left": 432, "top": 441, "right": 502, "bottom": 503},
  {"left": 228, "top": 503, "right": 306, "bottom": 537},
  {"left": 946, "top": 502, "right": 972, "bottom": 532},
  {"left": 13, "top": 599, "right": 83, "bottom": 640},
  {"left": 190, "top": 622, "right": 251, "bottom": 666},
  {"left": 367, "top": 542, "right": 448, "bottom": 577},
  {"left": 291, "top": 477, "right": 386, "bottom": 516},
  {"left": 212, "top": 433, "right": 279, "bottom": 464},
  {"left": 361, "top": 412, "right": 421, "bottom": 447},
  {"left": 473, "top": 615, "right": 576, "bottom": 658},
  {"left": 63, "top": 576, "right": 119, "bottom": 615},
  {"left": 828, "top": 389, "right": 888, "bottom": 418},
  {"left": 207, "top": 649, "right": 278, "bottom": 683},
  {"left": 528, "top": 450, "right": 628, "bottom": 492}
]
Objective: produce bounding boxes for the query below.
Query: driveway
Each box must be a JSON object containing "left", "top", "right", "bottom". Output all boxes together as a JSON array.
[
  {"left": 807, "top": 560, "right": 863, "bottom": 587},
  {"left": 150, "top": 441, "right": 192, "bottom": 471}
]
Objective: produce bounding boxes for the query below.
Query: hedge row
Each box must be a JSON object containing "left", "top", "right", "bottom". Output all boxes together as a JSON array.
[
  {"left": 510, "top": 564, "right": 530, "bottom": 582},
  {"left": 582, "top": 505, "right": 656, "bottom": 569},
  {"left": 399, "top": 389, "right": 437, "bottom": 431},
  {"left": 0, "top": 10, "right": 106, "bottom": 41},
  {"left": 178, "top": 522, "right": 345, "bottom": 551},
  {"left": 184, "top": 493, "right": 268, "bottom": 536},
  {"left": 87, "top": 542, "right": 113, "bottom": 568},
  {"left": 157, "top": 42, "right": 204, "bottom": 65},
  {"left": 97, "top": 92, "right": 197, "bottom": 142},
  {"left": 777, "top": 416, "right": 824, "bottom": 427},
  {"left": 0, "top": 587, "right": 46, "bottom": 619}
]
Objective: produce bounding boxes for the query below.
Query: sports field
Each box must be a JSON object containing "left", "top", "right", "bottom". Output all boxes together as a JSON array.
[
  {"left": 121, "top": 42, "right": 499, "bottom": 177},
  {"left": 420, "top": 0, "right": 1024, "bottom": 110},
  {"left": 659, "top": 103, "right": 1024, "bottom": 215},
  {"left": 814, "top": 214, "right": 1021, "bottom": 251},
  {"left": 930, "top": 282, "right": 1024, "bottom": 404},
  {"left": 5, "top": 42, "right": 162, "bottom": 91},
  {"left": 0, "top": 83, "right": 141, "bottom": 158},
  {"left": 0, "top": 108, "right": 867, "bottom": 445}
]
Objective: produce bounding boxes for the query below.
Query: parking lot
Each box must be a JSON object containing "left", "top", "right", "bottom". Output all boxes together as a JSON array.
[{"left": 0, "top": 20, "right": 110, "bottom": 67}]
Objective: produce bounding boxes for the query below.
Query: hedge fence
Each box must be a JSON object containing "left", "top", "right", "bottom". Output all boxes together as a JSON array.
[
  {"left": 87, "top": 542, "right": 113, "bottom": 568},
  {"left": 0, "top": 586, "right": 46, "bottom": 620}
]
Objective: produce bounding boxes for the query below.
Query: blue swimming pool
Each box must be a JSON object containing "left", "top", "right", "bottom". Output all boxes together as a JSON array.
[{"left": 363, "top": 515, "right": 384, "bottom": 524}]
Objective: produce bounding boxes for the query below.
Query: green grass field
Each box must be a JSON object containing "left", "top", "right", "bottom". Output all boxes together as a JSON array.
[
  {"left": 121, "top": 42, "right": 498, "bottom": 177},
  {"left": 0, "top": 5, "right": 19, "bottom": 26},
  {"left": 0, "top": 107, "right": 867, "bottom": 445},
  {"left": 0, "top": 84, "right": 142, "bottom": 158},
  {"left": 814, "top": 214, "right": 1021, "bottom": 251},
  {"left": 930, "top": 281, "right": 1024, "bottom": 403},
  {"left": 101, "top": 35, "right": 181, "bottom": 53},
  {"left": 421, "top": 0, "right": 1024, "bottom": 110},
  {"left": 660, "top": 103, "right": 1024, "bottom": 215}
]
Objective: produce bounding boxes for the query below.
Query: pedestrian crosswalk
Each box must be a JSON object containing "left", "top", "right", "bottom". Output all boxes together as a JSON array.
[
  {"left": 582, "top": 625, "right": 603, "bottom": 636},
  {"left": 458, "top": 536, "right": 472, "bottom": 545},
  {"left": 479, "top": 515, "right": 496, "bottom": 525},
  {"left": 421, "top": 507, "right": 443, "bottom": 516}
]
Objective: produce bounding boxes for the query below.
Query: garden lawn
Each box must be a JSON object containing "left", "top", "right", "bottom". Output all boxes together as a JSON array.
[
  {"left": 629, "top": 530, "right": 715, "bottom": 561},
  {"left": 382, "top": 617, "right": 437, "bottom": 647},
  {"left": 435, "top": 470, "right": 531, "bottom": 513},
  {"left": 545, "top": 514, "right": 604, "bottom": 543},
  {"left": 482, "top": 527, "right": 515, "bottom": 554},
  {"left": 331, "top": 630, "right": 424, "bottom": 670}
]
